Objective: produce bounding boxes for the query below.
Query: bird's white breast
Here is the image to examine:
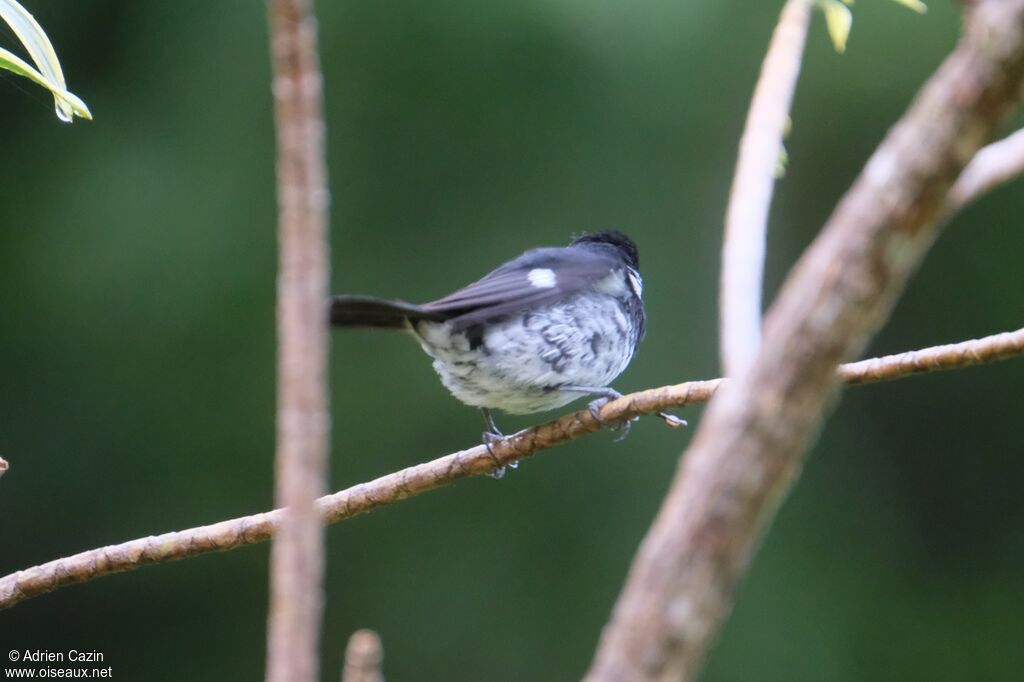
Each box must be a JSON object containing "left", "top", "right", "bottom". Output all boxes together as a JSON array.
[{"left": 413, "top": 292, "right": 641, "bottom": 414}]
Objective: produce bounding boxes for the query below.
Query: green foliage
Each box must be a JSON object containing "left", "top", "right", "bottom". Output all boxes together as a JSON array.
[
  {"left": 819, "top": 0, "right": 927, "bottom": 53},
  {"left": 0, "top": 0, "right": 91, "bottom": 121},
  {"left": 1, "top": 3, "right": 1021, "bottom": 681}
]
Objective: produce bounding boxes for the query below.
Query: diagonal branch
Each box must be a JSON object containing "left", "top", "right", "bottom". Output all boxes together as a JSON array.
[
  {"left": 0, "top": 328, "right": 1021, "bottom": 611},
  {"left": 840, "top": 328, "right": 1024, "bottom": 384},
  {"left": 950, "top": 127, "right": 1024, "bottom": 208},
  {"left": 267, "top": 1, "right": 331, "bottom": 681},
  {"left": 584, "top": 3, "right": 1024, "bottom": 681},
  {"left": 721, "top": 0, "right": 812, "bottom": 376}
]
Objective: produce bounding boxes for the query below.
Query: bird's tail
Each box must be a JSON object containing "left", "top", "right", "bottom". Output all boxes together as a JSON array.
[{"left": 329, "top": 295, "right": 446, "bottom": 329}]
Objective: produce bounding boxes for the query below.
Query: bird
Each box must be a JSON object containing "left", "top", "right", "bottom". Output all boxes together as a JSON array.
[{"left": 329, "top": 230, "right": 682, "bottom": 475}]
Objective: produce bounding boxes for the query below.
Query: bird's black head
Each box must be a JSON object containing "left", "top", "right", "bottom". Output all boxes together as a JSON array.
[{"left": 570, "top": 230, "right": 639, "bottom": 270}]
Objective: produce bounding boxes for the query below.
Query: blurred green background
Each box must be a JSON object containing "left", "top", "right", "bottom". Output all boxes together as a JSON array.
[{"left": 2, "top": 1, "right": 1023, "bottom": 680}]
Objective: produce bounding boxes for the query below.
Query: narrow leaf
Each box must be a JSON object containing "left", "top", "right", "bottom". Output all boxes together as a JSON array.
[
  {"left": 819, "top": 0, "right": 853, "bottom": 54},
  {"left": 0, "top": 46, "right": 92, "bottom": 120},
  {"left": 0, "top": 0, "right": 91, "bottom": 121},
  {"left": 890, "top": 0, "right": 926, "bottom": 13}
]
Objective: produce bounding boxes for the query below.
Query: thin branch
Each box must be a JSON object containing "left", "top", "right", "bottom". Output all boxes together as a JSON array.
[
  {"left": 840, "top": 328, "right": 1024, "bottom": 384},
  {"left": 267, "top": 1, "right": 331, "bottom": 681},
  {"left": 720, "top": 0, "right": 812, "bottom": 376},
  {"left": 949, "top": 127, "right": 1024, "bottom": 208},
  {"left": 0, "top": 329, "right": 1021, "bottom": 611},
  {"left": 584, "top": 3, "right": 1024, "bottom": 681},
  {"left": 341, "top": 629, "right": 384, "bottom": 682}
]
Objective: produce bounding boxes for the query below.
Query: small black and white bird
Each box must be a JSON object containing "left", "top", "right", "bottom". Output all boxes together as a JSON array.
[{"left": 330, "top": 230, "right": 678, "bottom": 469}]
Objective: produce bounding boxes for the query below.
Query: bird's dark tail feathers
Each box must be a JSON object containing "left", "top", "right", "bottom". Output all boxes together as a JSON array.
[{"left": 329, "top": 295, "right": 446, "bottom": 329}]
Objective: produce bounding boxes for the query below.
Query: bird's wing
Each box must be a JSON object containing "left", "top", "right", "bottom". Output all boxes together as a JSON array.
[{"left": 421, "top": 247, "right": 622, "bottom": 331}]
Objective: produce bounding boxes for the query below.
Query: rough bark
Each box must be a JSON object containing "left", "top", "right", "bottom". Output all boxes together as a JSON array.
[
  {"left": 266, "top": 1, "right": 331, "bottom": 681},
  {"left": 585, "top": 3, "right": 1024, "bottom": 680}
]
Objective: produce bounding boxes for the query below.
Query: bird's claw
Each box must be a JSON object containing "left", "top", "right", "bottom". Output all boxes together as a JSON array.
[
  {"left": 587, "top": 396, "right": 609, "bottom": 422},
  {"left": 587, "top": 392, "right": 637, "bottom": 442},
  {"left": 587, "top": 392, "right": 685, "bottom": 440},
  {"left": 586, "top": 389, "right": 623, "bottom": 421},
  {"left": 482, "top": 430, "right": 517, "bottom": 479},
  {"left": 612, "top": 418, "right": 635, "bottom": 442},
  {"left": 657, "top": 412, "right": 688, "bottom": 429}
]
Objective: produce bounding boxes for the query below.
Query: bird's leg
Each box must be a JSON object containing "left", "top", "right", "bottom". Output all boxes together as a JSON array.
[
  {"left": 560, "top": 385, "right": 687, "bottom": 441},
  {"left": 560, "top": 386, "right": 634, "bottom": 441},
  {"left": 481, "top": 408, "right": 518, "bottom": 479},
  {"left": 559, "top": 385, "right": 627, "bottom": 420}
]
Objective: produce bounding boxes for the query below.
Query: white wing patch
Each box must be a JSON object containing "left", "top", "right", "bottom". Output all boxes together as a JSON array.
[
  {"left": 628, "top": 268, "right": 643, "bottom": 298},
  {"left": 527, "top": 268, "right": 557, "bottom": 288}
]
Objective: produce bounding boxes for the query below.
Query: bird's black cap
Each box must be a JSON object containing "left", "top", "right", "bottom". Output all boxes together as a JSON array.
[{"left": 570, "top": 230, "right": 639, "bottom": 270}]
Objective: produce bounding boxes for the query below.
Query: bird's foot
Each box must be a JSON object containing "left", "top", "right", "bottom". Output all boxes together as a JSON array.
[
  {"left": 584, "top": 389, "right": 687, "bottom": 439},
  {"left": 482, "top": 430, "right": 518, "bottom": 479},
  {"left": 586, "top": 391, "right": 638, "bottom": 442}
]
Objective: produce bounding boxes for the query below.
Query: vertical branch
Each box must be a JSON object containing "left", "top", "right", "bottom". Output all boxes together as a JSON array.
[
  {"left": 587, "top": 2, "right": 1024, "bottom": 681},
  {"left": 266, "top": 1, "right": 331, "bottom": 681},
  {"left": 720, "top": 0, "right": 812, "bottom": 376},
  {"left": 341, "top": 629, "right": 384, "bottom": 682}
]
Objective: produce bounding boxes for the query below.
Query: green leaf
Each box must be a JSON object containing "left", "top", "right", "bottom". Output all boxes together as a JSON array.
[
  {"left": 889, "top": 0, "right": 926, "bottom": 13},
  {"left": 818, "top": 0, "right": 853, "bottom": 53},
  {"left": 777, "top": 117, "right": 792, "bottom": 179},
  {"left": 839, "top": 0, "right": 927, "bottom": 11},
  {"left": 0, "top": 0, "right": 91, "bottom": 121},
  {"left": 0, "top": 46, "right": 91, "bottom": 119},
  {"left": 819, "top": 0, "right": 926, "bottom": 55},
  {"left": 776, "top": 145, "right": 789, "bottom": 179}
]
